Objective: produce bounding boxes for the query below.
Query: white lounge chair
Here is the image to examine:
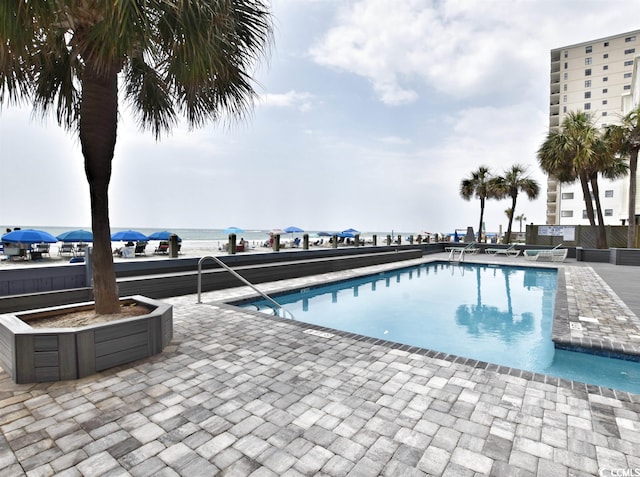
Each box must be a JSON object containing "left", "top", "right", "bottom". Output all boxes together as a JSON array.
[
  {"left": 447, "top": 242, "right": 479, "bottom": 261},
  {"left": 524, "top": 244, "right": 566, "bottom": 262},
  {"left": 485, "top": 244, "right": 520, "bottom": 256}
]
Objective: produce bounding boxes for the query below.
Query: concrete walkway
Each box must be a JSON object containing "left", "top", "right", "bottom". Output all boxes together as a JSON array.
[{"left": 1, "top": 254, "right": 639, "bottom": 476}]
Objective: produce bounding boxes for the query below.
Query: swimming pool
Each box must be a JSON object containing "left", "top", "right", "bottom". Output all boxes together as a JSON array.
[{"left": 239, "top": 261, "right": 640, "bottom": 394}]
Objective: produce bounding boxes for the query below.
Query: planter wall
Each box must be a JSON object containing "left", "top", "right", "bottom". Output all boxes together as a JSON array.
[{"left": 0, "top": 295, "right": 172, "bottom": 384}]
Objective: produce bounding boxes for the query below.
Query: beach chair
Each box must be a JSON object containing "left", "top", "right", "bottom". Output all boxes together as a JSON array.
[
  {"left": 523, "top": 244, "right": 564, "bottom": 261},
  {"left": 134, "top": 241, "right": 147, "bottom": 256},
  {"left": 154, "top": 241, "right": 169, "bottom": 254},
  {"left": 485, "top": 244, "right": 520, "bottom": 256},
  {"left": 59, "top": 243, "right": 75, "bottom": 256}
]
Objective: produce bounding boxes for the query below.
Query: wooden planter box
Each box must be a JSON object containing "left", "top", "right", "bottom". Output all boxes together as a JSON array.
[{"left": 0, "top": 295, "right": 172, "bottom": 384}]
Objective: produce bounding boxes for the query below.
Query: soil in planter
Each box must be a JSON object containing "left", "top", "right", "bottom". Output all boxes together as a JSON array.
[{"left": 25, "top": 303, "right": 153, "bottom": 328}]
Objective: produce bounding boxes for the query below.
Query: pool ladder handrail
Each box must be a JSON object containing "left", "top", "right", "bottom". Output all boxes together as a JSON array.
[
  {"left": 196, "top": 255, "right": 294, "bottom": 319},
  {"left": 448, "top": 247, "right": 467, "bottom": 262}
]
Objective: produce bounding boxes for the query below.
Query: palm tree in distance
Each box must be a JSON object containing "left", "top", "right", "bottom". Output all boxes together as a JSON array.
[
  {"left": 0, "top": 1, "right": 272, "bottom": 313},
  {"left": 605, "top": 105, "right": 640, "bottom": 247},
  {"left": 460, "top": 166, "right": 500, "bottom": 242},
  {"left": 514, "top": 214, "right": 527, "bottom": 232},
  {"left": 493, "top": 165, "right": 540, "bottom": 244}
]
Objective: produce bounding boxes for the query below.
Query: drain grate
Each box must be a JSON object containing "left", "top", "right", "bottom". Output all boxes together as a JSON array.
[
  {"left": 303, "top": 329, "right": 334, "bottom": 339},
  {"left": 569, "top": 322, "right": 583, "bottom": 330}
]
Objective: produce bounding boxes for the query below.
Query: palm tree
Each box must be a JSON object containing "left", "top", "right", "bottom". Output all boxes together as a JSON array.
[
  {"left": 460, "top": 166, "right": 500, "bottom": 242},
  {"left": 605, "top": 105, "right": 640, "bottom": 247},
  {"left": 0, "top": 1, "right": 272, "bottom": 313},
  {"left": 537, "top": 112, "right": 609, "bottom": 248},
  {"left": 493, "top": 165, "right": 540, "bottom": 244},
  {"left": 514, "top": 214, "right": 527, "bottom": 232}
]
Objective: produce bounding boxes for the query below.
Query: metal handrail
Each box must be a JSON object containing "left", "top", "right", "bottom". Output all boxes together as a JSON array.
[{"left": 196, "top": 255, "right": 294, "bottom": 319}]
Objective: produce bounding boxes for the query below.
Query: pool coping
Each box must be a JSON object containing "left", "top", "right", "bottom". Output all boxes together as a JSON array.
[{"left": 217, "top": 255, "right": 640, "bottom": 399}]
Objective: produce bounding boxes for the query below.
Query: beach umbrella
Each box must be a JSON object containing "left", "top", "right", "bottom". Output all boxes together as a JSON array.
[
  {"left": 342, "top": 228, "right": 360, "bottom": 234},
  {"left": 111, "top": 230, "right": 149, "bottom": 242},
  {"left": 56, "top": 229, "right": 93, "bottom": 242},
  {"left": 2, "top": 228, "right": 58, "bottom": 243},
  {"left": 147, "top": 230, "right": 181, "bottom": 242},
  {"left": 269, "top": 228, "right": 285, "bottom": 235},
  {"left": 284, "top": 226, "right": 304, "bottom": 234},
  {"left": 223, "top": 226, "right": 244, "bottom": 235},
  {"left": 318, "top": 231, "right": 333, "bottom": 237},
  {"left": 337, "top": 232, "right": 355, "bottom": 238}
]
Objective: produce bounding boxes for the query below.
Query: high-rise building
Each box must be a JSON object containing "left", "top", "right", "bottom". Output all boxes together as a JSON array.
[{"left": 546, "top": 30, "right": 640, "bottom": 225}]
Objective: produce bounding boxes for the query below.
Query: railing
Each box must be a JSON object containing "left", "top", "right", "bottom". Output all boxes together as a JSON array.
[{"left": 196, "top": 255, "right": 294, "bottom": 319}]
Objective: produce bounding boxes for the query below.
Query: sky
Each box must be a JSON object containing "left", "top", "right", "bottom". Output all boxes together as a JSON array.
[{"left": 1, "top": 0, "right": 639, "bottom": 235}]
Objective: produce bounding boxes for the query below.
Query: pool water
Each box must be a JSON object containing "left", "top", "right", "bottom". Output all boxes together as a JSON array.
[{"left": 240, "top": 262, "right": 640, "bottom": 394}]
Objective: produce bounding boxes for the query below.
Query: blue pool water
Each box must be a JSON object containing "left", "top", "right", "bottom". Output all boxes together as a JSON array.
[{"left": 240, "top": 261, "right": 640, "bottom": 394}]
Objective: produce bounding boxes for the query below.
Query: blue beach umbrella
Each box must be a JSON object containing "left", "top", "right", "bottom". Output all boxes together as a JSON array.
[
  {"left": 284, "top": 226, "right": 304, "bottom": 234},
  {"left": 337, "top": 232, "right": 355, "bottom": 238},
  {"left": 342, "top": 228, "right": 360, "bottom": 234},
  {"left": 147, "top": 230, "right": 181, "bottom": 242},
  {"left": 111, "top": 230, "right": 149, "bottom": 242},
  {"left": 223, "top": 226, "right": 244, "bottom": 235},
  {"left": 2, "top": 228, "right": 58, "bottom": 243},
  {"left": 56, "top": 229, "right": 93, "bottom": 242}
]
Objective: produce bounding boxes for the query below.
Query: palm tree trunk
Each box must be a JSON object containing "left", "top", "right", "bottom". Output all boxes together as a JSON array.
[
  {"left": 505, "top": 195, "right": 517, "bottom": 244},
  {"left": 579, "top": 173, "right": 596, "bottom": 226},
  {"left": 628, "top": 148, "right": 638, "bottom": 248},
  {"left": 478, "top": 198, "right": 485, "bottom": 242},
  {"left": 80, "top": 63, "right": 120, "bottom": 315},
  {"left": 590, "top": 176, "right": 608, "bottom": 249}
]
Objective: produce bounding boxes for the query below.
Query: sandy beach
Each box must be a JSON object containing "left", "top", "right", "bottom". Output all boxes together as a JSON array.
[{"left": 0, "top": 237, "right": 355, "bottom": 268}]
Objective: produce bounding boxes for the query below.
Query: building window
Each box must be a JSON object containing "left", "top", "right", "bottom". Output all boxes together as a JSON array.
[
  {"left": 585, "top": 57, "right": 592, "bottom": 65},
  {"left": 564, "top": 50, "right": 568, "bottom": 58},
  {"left": 625, "top": 85, "right": 631, "bottom": 90},
  {"left": 603, "top": 65, "right": 608, "bottom": 70},
  {"left": 582, "top": 210, "right": 588, "bottom": 219},
  {"left": 584, "top": 103, "right": 591, "bottom": 110},
  {"left": 564, "top": 84, "right": 568, "bottom": 91},
  {"left": 563, "top": 95, "right": 567, "bottom": 102},
  {"left": 585, "top": 80, "right": 591, "bottom": 87},
  {"left": 603, "top": 99, "right": 608, "bottom": 105},
  {"left": 604, "top": 53, "right": 609, "bottom": 59},
  {"left": 625, "top": 48, "right": 636, "bottom": 54},
  {"left": 564, "top": 62, "right": 568, "bottom": 69},
  {"left": 626, "top": 35, "right": 636, "bottom": 42},
  {"left": 625, "top": 60, "right": 634, "bottom": 66},
  {"left": 603, "top": 88, "right": 608, "bottom": 93},
  {"left": 625, "top": 72, "right": 632, "bottom": 78},
  {"left": 603, "top": 77, "right": 608, "bottom": 82},
  {"left": 563, "top": 106, "right": 567, "bottom": 113},
  {"left": 602, "top": 112, "right": 607, "bottom": 116},
  {"left": 561, "top": 192, "right": 574, "bottom": 200},
  {"left": 605, "top": 209, "right": 613, "bottom": 216},
  {"left": 586, "top": 46, "right": 592, "bottom": 53},
  {"left": 585, "top": 91, "right": 591, "bottom": 99},
  {"left": 564, "top": 72, "right": 568, "bottom": 80},
  {"left": 605, "top": 190, "right": 614, "bottom": 198},
  {"left": 604, "top": 42, "right": 609, "bottom": 47},
  {"left": 585, "top": 68, "right": 592, "bottom": 76},
  {"left": 562, "top": 210, "right": 574, "bottom": 218}
]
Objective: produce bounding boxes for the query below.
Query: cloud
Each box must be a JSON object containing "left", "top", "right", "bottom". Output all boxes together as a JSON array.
[
  {"left": 308, "top": 0, "right": 640, "bottom": 105},
  {"left": 259, "top": 90, "right": 315, "bottom": 111}
]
